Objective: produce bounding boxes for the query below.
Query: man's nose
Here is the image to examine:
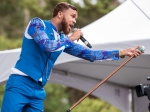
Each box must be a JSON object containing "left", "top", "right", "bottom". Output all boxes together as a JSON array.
[{"left": 73, "top": 19, "right": 76, "bottom": 24}]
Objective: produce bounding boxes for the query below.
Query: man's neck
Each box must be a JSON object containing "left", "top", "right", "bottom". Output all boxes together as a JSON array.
[{"left": 50, "top": 18, "right": 61, "bottom": 31}]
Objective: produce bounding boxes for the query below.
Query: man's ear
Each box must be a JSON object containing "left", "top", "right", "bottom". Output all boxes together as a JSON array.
[{"left": 58, "top": 11, "right": 63, "bottom": 19}]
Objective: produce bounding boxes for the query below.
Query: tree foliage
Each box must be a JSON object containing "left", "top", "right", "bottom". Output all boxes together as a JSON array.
[
  {"left": 72, "top": 97, "right": 121, "bottom": 112},
  {"left": 44, "top": 83, "right": 70, "bottom": 112},
  {"left": 0, "top": 0, "right": 119, "bottom": 39},
  {"left": 0, "top": 36, "right": 22, "bottom": 50}
]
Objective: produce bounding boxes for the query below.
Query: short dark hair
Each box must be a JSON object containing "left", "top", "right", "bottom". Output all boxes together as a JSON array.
[{"left": 52, "top": 2, "right": 77, "bottom": 17}]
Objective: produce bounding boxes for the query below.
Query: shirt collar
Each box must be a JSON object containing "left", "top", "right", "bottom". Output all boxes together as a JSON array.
[{"left": 48, "top": 20, "right": 60, "bottom": 34}]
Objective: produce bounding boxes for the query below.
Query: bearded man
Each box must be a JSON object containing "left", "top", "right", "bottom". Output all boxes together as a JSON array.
[{"left": 1, "top": 2, "right": 143, "bottom": 112}]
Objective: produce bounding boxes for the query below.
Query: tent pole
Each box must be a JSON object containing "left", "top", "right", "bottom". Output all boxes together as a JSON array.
[{"left": 131, "top": 88, "right": 135, "bottom": 112}]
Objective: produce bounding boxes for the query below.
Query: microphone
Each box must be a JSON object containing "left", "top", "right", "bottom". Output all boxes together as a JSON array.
[
  {"left": 72, "top": 28, "right": 92, "bottom": 48},
  {"left": 80, "top": 36, "right": 92, "bottom": 48}
]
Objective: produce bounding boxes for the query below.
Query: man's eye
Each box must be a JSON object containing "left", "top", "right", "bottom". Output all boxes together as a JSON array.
[{"left": 72, "top": 15, "right": 75, "bottom": 18}]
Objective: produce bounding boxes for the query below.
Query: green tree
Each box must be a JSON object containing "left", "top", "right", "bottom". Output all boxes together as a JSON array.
[
  {"left": 72, "top": 97, "right": 121, "bottom": 112},
  {"left": 0, "top": 0, "right": 24, "bottom": 38},
  {"left": 0, "top": 0, "right": 46, "bottom": 38},
  {"left": 44, "top": 83, "right": 70, "bottom": 112},
  {"left": 0, "top": 0, "right": 119, "bottom": 39},
  {"left": 0, "top": 85, "right": 5, "bottom": 110},
  {"left": 0, "top": 36, "right": 22, "bottom": 50}
]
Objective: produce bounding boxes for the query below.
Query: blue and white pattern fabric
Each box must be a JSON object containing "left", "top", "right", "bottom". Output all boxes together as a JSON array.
[{"left": 28, "top": 18, "right": 73, "bottom": 52}]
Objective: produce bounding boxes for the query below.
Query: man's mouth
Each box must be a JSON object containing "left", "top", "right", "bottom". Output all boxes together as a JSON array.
[
  {"left": 70, "top": 24, "right": 74, "bottom": 28},
  {"left": 68, "top": 24, "right": 74, "bottom": 31}
]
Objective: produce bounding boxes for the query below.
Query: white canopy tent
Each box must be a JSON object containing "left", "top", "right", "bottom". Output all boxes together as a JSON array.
[{"left": 0, "top": 0, "right": 150, "bottom": 111}]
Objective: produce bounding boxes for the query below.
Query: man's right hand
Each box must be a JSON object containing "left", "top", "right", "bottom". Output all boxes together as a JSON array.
[{"left": 69, "top": 29, "right": 83, "bottom": 41}]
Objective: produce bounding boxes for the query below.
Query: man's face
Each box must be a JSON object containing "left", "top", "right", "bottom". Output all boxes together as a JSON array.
[{"left": 61, "top": 8, "right": 78, "bottom": 35}]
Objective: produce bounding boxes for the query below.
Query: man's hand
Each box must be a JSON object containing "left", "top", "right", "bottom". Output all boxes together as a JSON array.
[
  {"left": 69, "top": 29, "right": 83, "bottom": 41},
  {"left": 120, "top": 46, "right": 145, "bottom": 58}
]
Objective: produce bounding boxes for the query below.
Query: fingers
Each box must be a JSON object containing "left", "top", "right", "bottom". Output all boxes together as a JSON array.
[
  {"left": 135, "top": 48, "right": 142, "bottom": 54},
  {"left": 133, "top": 51, "right": 140, "bottom": 57},
  {"left": 74, "top": 28, "right": 83, "bottom": 39},
  {"left": 70, "top": 28, "right": 83, "bottom": 41},
  {"left": 133, "top": 47, "right": 143, "bottom": 57},
  {"left": 74, "top": 28, "right": 83, "bottom": 36},
  {"left": 73, "top": 29, "right": 80, "bottom": 41}
]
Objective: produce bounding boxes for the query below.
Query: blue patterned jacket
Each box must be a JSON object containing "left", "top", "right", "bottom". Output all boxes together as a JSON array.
[{"left": 15, "top": 17, "right": 119, "bottom": 85}]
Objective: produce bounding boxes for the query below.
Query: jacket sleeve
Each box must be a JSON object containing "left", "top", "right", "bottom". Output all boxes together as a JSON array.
[
  {"left": 27, "top": 17, "right": 73, "bottom": 52},
  {"left": 64, "top": 42, "right": 120, "bottom": 62}
]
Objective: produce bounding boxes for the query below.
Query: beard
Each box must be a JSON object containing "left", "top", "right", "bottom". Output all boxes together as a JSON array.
[{"left": 61, "top": 17, "right": 69, "bottom": 35}]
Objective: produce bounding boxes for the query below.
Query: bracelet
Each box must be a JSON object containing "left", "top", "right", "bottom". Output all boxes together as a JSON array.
[{"left": 119, "top": 49, "right": 125, "bottom": 58}]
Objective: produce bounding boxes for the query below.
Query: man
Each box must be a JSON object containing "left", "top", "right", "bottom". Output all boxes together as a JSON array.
[{"left": 1, "top": 2, "right": 143, "bottom": 112}]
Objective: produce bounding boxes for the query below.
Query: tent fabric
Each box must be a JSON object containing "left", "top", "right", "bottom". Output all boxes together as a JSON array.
[
  {"left": 50, "top": 71, "right": 130, "bottom": 112},
  {"left": 0, "top": 0, "right": 150, "bottom": 111}
]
